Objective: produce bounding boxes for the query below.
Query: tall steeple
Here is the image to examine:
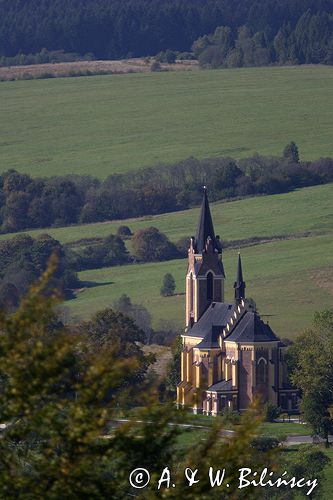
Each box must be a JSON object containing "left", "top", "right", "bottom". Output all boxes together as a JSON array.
[
  {"left": 195, "top": 187, "right": 221, "bottom": 254},
  {"left": 234, "top": 253, "right": 246, "bottom": 304},
  {"left": 185, "top": 187, "right": 225, "bottom": 327}
]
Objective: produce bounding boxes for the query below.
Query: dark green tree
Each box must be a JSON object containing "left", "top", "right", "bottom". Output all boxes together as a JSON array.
[
  {"left": 288, "top": 310, "right": 333, "bottom": 446},
  {"left": 112, "top": 294, "right": 152, "bottom": 343},
  {"left": 165, "top": 335, "right": 182, "bottom": 397},
  {"left": 103, "top": 234, "right": 128, "bottom": 263},
  {"left": 160, "top": 272, "right": 176, "bottom": 297},
  {"left": 283, "top": 141, "right": 300, "bottom": 163},
  {"left": 131, "top": 227, "right": 177, "bottom": 262},
  {"left": 116, "top": 225, "right": 132, "bottom": 239},
  {"left": 284, "top": 445, "right": 330, "bottom": 498}
]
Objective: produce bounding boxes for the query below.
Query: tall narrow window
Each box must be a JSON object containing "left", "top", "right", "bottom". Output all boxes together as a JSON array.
[
  {"left": 207, "top": 272, "right": 213, "bottom": 301},
  {"left": 189, "top": 274, "right": 193, "bottom": 313},
  {"left": 257, "top": 358, "right": 267, "bottom": 384}
]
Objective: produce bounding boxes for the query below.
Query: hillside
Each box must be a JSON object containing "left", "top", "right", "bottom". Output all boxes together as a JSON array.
[
  {"left": 48, "top": 183, "right": 332, "bottom": 338},
  {"left": 1, "top": 65, "right": 333, "bottom": 178},
  {"left": 0, "top": 183, "right": 331, "bottom": 336},
  {"left": 71, "top": 233, "right": 333, "bottom": 338},
  {"left": 1, "top": 184, "right": 331, "bottom": 244}
]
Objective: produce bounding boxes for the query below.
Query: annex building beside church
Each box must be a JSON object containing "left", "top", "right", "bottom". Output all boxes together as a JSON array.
[{"left": 177, "top": 189, "right": 298, "bottom": 415}]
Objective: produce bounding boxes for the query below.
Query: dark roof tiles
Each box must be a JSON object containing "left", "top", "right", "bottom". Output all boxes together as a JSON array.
[
  {"left": 225, "top": 311, "right": 279, "bottom": 343},
  {"left": 208, "top": 379, "right": 233, "bottom": 392},
  {"left": 186, "top": 302, "right": 234, "bottom": 339}
]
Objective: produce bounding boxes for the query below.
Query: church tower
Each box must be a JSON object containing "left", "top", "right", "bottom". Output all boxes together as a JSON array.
[{"left": 185, "top": 188, "right": 225, "bottom": 327}]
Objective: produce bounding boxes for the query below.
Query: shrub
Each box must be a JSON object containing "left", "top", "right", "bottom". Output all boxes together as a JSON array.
[
  {"left": 264, "top": 403, "right": 281, "bottom": 422},
  {"left": 155, "top": 50, "right": 177, "bottom": 63},
  {"left": 150, "top": 61, "right": 162, "bottom": 72},
  {"left": 116, "top": 225, "right": 132, "bottom": 239},
  {"left": 250, "top": 436, "right": 281, "bottom": 451},
  {"left": 220, "top": 409, "right": 240, "bottom": 425},
  {"left": 131, "top": 227, "right": 177, "bottom": 262}
]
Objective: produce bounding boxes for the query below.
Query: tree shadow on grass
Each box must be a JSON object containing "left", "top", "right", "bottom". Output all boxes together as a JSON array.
[{"left": 79, "top": 280, "right": 114, "bottom": 288}]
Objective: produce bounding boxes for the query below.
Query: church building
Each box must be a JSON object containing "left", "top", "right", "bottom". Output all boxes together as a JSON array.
[{"left": 177, "top": 188, "right": 298, "bottom": 415}]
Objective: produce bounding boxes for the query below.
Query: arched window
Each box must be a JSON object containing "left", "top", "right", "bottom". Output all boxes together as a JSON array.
[
  {"left": 207, "top": 272, "right": 213, "bottom": 301},
  {"left": 257, "top": 357, "right": 267, "bottom": 384},
  {"left": 189, "top": 273, "right": 193, "bottom": 312}
]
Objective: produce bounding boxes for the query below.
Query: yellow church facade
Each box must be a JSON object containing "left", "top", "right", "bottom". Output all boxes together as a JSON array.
[{"left": 177, "top": 189, "right": 298, "bottom": 415}]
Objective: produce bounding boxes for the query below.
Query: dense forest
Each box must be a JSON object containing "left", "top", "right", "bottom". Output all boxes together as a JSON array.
[
  {"left": 0, "top": 0, "right": 332, "bottom": 63},
  {"left": 0, "top": 148, "right": 332, "bottom": 234},
  {"left": 194, "top": 12, "right": 333, "bottom": 68},
  {"left": 0, "top": 233, "right": 79, "bottom": 310}
]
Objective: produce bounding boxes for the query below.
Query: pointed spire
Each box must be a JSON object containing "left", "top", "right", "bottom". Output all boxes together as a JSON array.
[
  {"left": 195, "top": 187, "right": 221, "bottom": 254},
  {"left": 236, "top": 252, "right": 243, "bottom": 283},
  {"left": 234, "top": 252, "right": 246, "bottom": 304}
]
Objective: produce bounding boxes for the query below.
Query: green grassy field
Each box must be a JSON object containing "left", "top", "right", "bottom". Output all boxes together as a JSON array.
[
  {"left": 70, "top": 233, "right": 333, "bottom": 338},
  {"left": 1, "top": 184, "right": 331, "bottom": 337},
  {"left": 1, "top": 65, "right": 333, "bottom": 178},
  {"left": 259, "top": 422, "right": 311, "bottom": 437},
  {"left": 1, "top": 183, "right": 332, "bottom": 245},
  {"left": 0, "top": 183, "right": 329, "bottom": 337}
]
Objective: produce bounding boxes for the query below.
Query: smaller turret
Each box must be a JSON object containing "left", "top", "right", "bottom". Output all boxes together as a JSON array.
[{"left": 234, "top": 253, "right": 246, "bottom": 304}]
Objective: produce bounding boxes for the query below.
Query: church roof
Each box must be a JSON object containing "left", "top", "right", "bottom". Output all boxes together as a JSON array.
[
  {"left": 196, "top": 326, "right": 221, "bottom": 349},
  {"left": 185, "top": 300, "right": 279, "bottom": 346},
  {"left": 195, "top": 188, "right": 221, "bottom": 254},
  {"left": 208, "top": 379, "right": 233, "bottom": 392},
  {"left": 225, "top": 311, "right": 279, "bottom": 343},
  {"left": 185, "top": 302, "right": 235, "bottom": 339}
]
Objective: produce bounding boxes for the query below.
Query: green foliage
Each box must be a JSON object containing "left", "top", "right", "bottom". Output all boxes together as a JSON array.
[
  {"left": 0, "top": 259, "right": 126, "bottom": 496},
  {"left": 116, "top": 225, "right": 132, "bottom": 239},
  {"left": 0, "top": 260, "right": 183, "bottom": 498},
  {"left": 131, "top": 227, "right": 177, "bottom": 262},
  {"left": 0, "top": 148, "right": 331, "bottom": 233},
  {"left": 0, "top": 48, "right": 93, "bottom": 67},
  {"left": 170, "top": 404, "right": 277, "bottom": 499},
  {"left": 112, "top": 294, "right": 152, "bottom": 343},
  {"left": 164, "top": 335, "right": 182, "bottom": 396},
  {"left": 0, "top": 258, "right": 284, "bottom": 498},
  {"left": 193, "top": 11, "right": 333, "bottom": 69},
  {"left": 0, "top": 171, "right": 83, "bottom": 232},
  {"left": 0, "top": 0, "right": 329, "bottom": 68},
  {"left": 288, "top": 310, "right": 333, "bottom": 443},
  {"left": 150, "top": 61, "right": 162, "bottom": 72},
  {"left": 283, "top": 141, "right": 300, "bottom": 163},
  {"left": 155, "top": 50, "right": 177, "bottom": 64},
  {"left": 0, "top": 233, "right": 78, "bottom": 308},
  {"left": 219, "top": 409, "right": 241, "bottom": 425},
  {"left": 160, "top": 273, "right": 176, "bottom": 297},
  {"left": 74, "top": 233, "right": 129, "bottom": 270},
  {"left": 250, "top": 436, "right": 281, "bottom": 452},
  {"left": 284, "top": 445, "right": 330, "bottom": 498},
  {"left": 264, "top": 403, "right": 281, "bottom": 422}
]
